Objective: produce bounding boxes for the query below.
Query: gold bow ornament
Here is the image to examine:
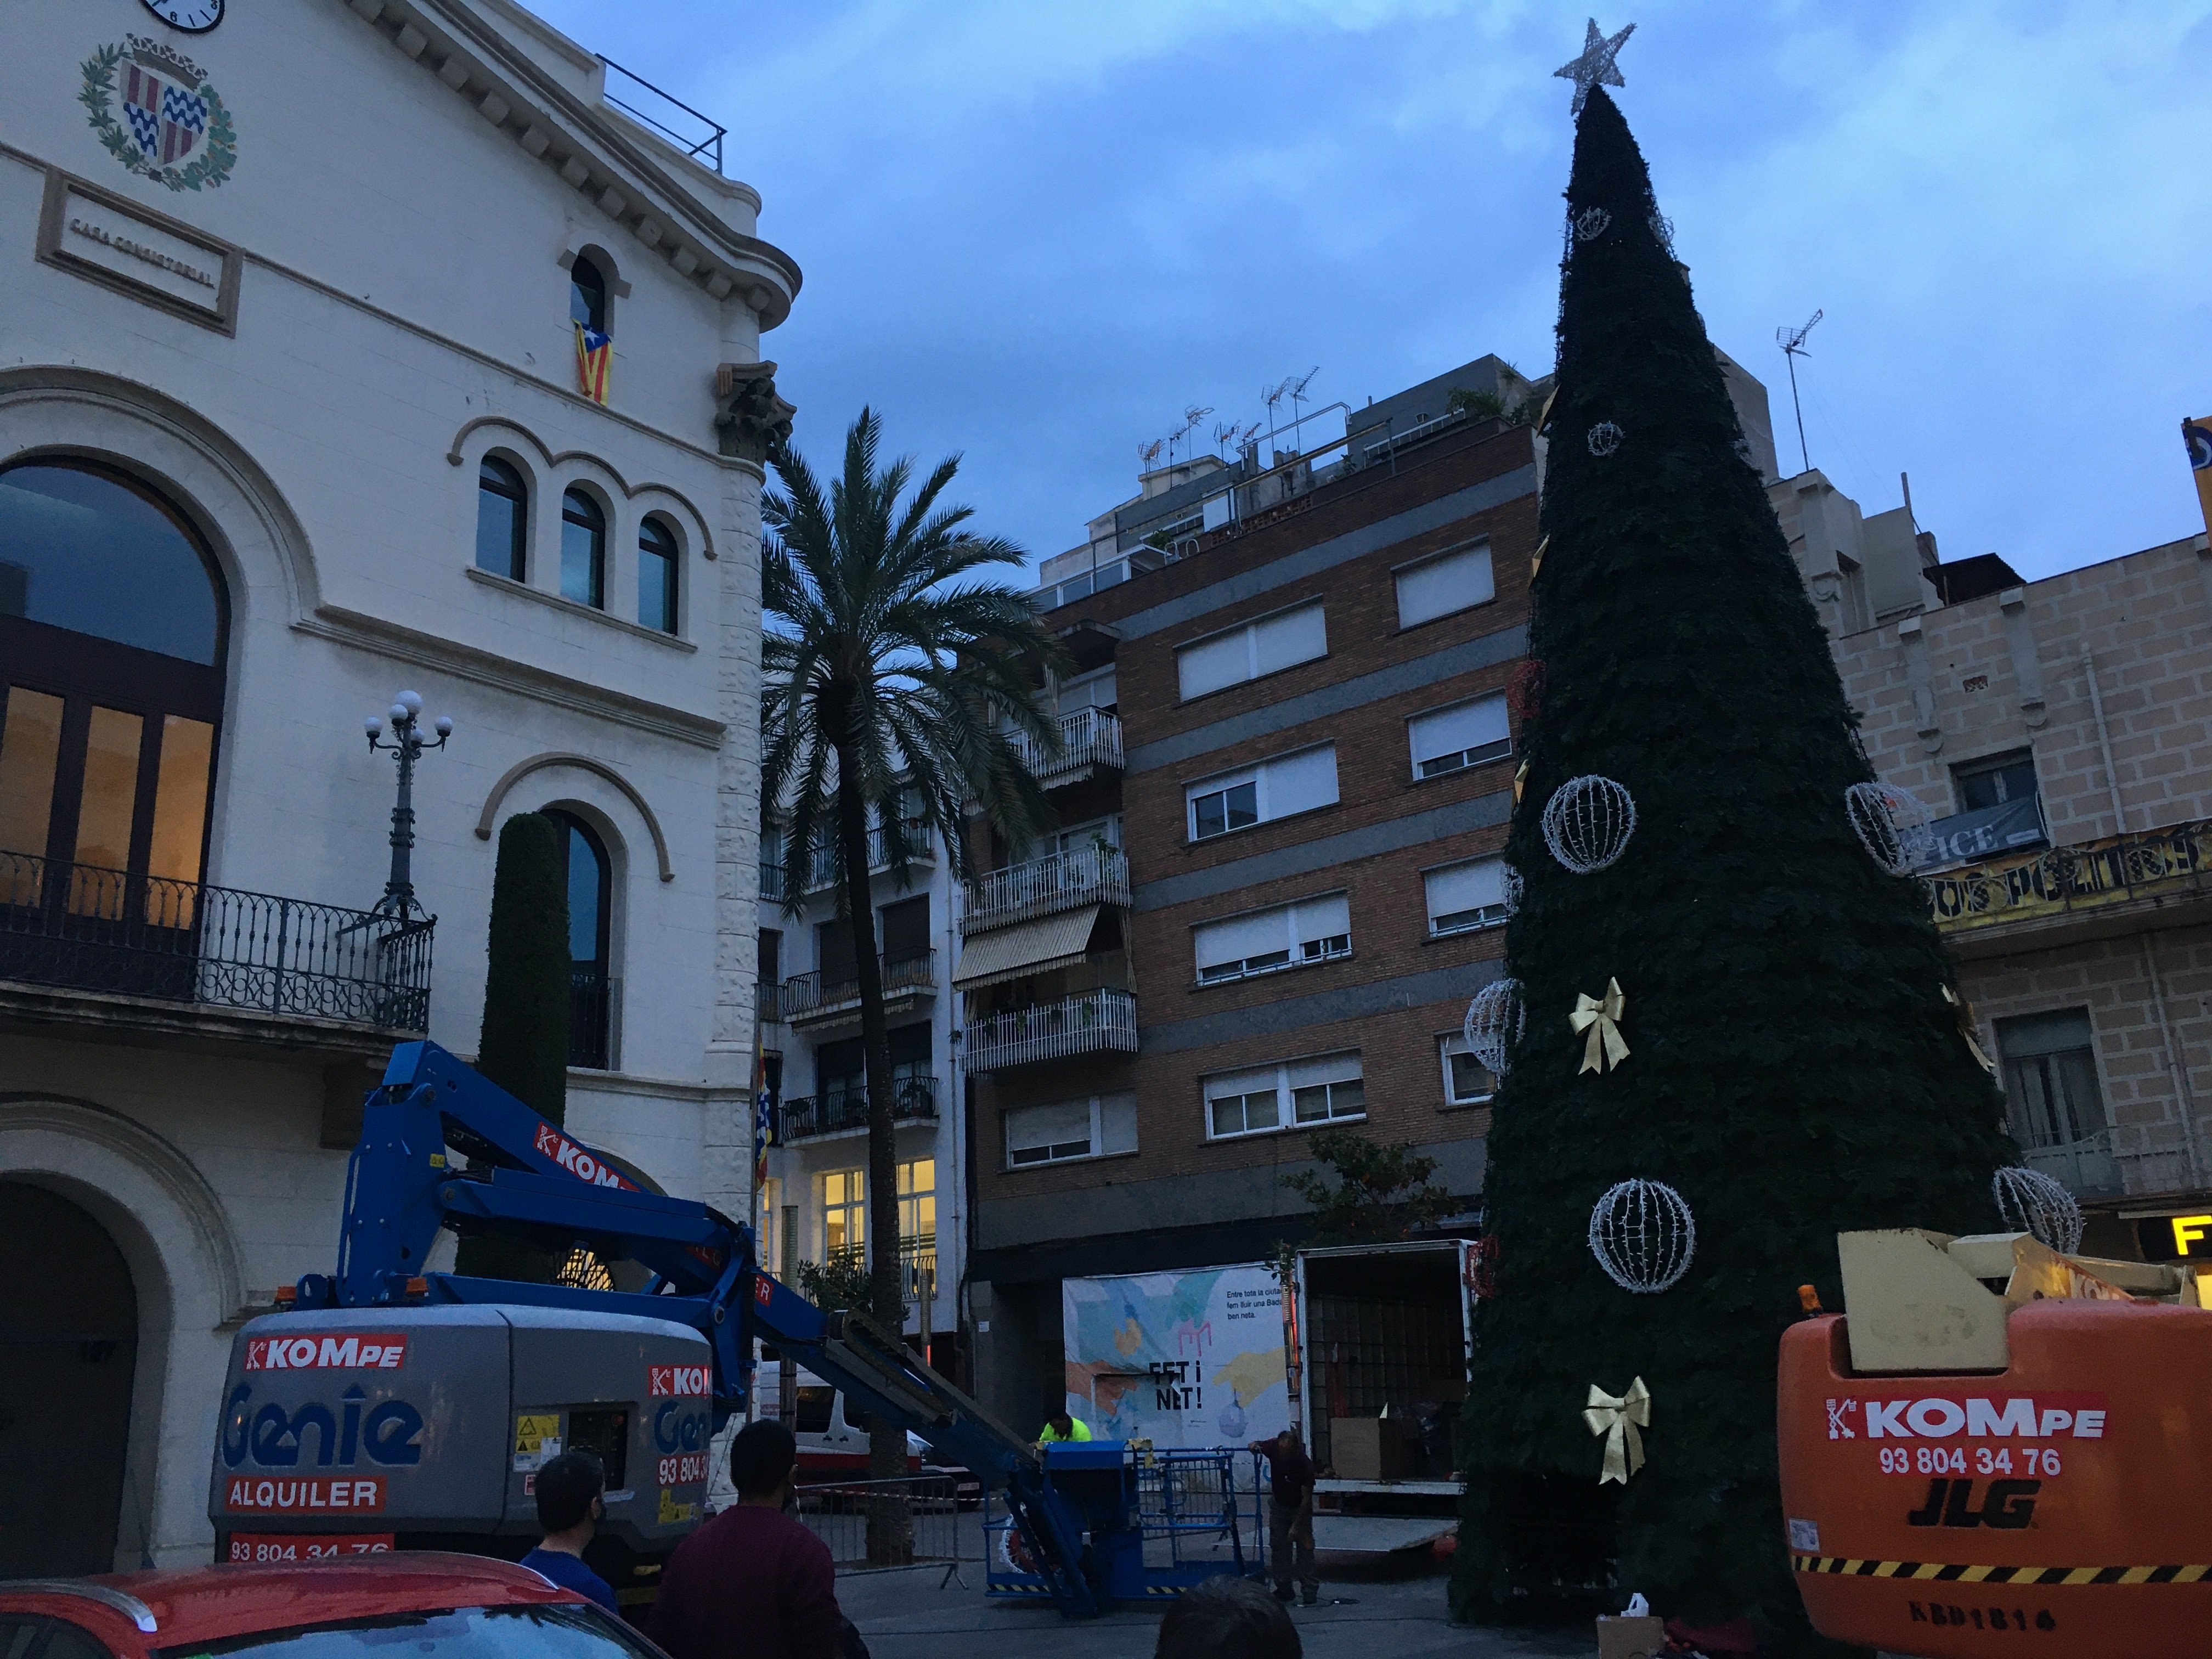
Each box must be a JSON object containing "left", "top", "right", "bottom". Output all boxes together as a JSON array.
[
  {"left": 1942, "top": 985, "right": 1996, "bottom": 1074},
  {"left": 1570, "top": 978, "right": 1629, "bottom": 1074},
  {"left": 1583, "top": 1376, "right": 1651, "bottom": 1485}
]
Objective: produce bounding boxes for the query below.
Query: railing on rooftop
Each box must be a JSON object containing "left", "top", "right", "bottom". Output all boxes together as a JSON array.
[
  {"left": 966, "top": 986, "right": 1137, "bottom": 1073},
  {"left": 600, "top": 59, "right": 726, "bottom": 175},
  {"left": 777, "top": 1077, "right": 939, "bottom": 1143},
  {"left": 781, "top": 950, "right": 938, "bottom": 1024},
  {"left": 1921, "top": 816, "right": 2212, "bottom": 934},
  {"left": 0, "top": 851, "right": 433, "bottom": 1031},
  {"left": 1011, "top": 709, "right": 1122, "bottom": 785},
  {"left": 963, "top": 844, "right": 1130, "bottom": 935}
]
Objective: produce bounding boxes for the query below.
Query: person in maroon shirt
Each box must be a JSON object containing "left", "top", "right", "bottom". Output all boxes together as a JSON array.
[{"left": 649, "top": 1420, "right": 848, "bottom": 1659}]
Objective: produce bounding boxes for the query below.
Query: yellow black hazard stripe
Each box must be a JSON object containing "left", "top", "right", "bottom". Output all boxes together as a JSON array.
[{"left": 1792, "top": 1554, "right": 2212, "bottom": 1585}]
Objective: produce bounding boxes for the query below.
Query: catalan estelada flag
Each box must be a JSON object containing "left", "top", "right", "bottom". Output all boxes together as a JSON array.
[{"left": 575, "top": 323, "right": 612, "bottom": 404}]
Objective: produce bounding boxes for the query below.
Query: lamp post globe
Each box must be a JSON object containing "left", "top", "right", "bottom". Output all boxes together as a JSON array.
[{"left": 365, "top": 687, "right": 451, "bottom": 926}]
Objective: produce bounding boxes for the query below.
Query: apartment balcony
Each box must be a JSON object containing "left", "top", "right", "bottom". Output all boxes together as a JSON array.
[
  {"left": 777, "top": 1077, "right": 939, "bottom": 1144},
  {"left": 0, "top": 851, "right": 433, "bottom": 1050},
  {"left": 781, "top": 950, "right": 936, "bottom": 1032},
  {"left": 1014, "top": 709, "right": 1124, "bottom": 789},
  {"left": 826, "top": 1233, "right": 938, "bottom": 1311},
  {"left": 760, "top": 860, "right": 787, "bottom": 904},
  {"left": 802, "top": 820, "right": 935, "bottom": 896},
  {"left": 962, "top": 844, "right": 1130, "bottom": 936},
  {"left": 757, "top": 979, "right": 784, "bottom": 1025},
  {"left": 1922, "top": 816, "right": 2212, "bottom": 958},
  {"left": 2019, "top": 1130, "right": 2125, "bottom": 1201},
  {"left": 964, "top": 985, "right": 1137, "bottom": 1073}
]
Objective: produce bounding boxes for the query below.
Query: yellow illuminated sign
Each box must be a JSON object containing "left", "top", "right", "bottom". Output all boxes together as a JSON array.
[{"left": 2170, "top": 1215, "right": 2212, "bottom": 1257}]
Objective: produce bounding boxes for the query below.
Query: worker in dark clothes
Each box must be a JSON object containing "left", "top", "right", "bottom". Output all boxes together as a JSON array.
[
  {"left": 650, "top": 1419, "right": 846, "bottom": 1659},
  {"left": 520, "top": 1451, "right": 619, "bottom": 1615},
  {"left": 1246, "top": 1429, "right": 1319, "bottom": 1605}
]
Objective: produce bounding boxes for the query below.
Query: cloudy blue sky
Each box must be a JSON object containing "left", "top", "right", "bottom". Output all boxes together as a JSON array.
[{"left": 531, "top": 1, "right": 2212, "bottom": 582}]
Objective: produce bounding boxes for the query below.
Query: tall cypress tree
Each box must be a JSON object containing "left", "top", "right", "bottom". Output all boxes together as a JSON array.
[
  {"left": 459, "top": 811, "right": 572, "bottom": 1284},
  {"left": 1452, "top": 85, "right": 2013, "bottom": 1637},
  {"left": 477, "top": 810, "right": 571, "bottom": 1124}
]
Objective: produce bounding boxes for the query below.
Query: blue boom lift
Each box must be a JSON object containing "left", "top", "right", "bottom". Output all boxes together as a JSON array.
[{"left": 233, "top": 1041, "right": 1250, "bottom": 1616}]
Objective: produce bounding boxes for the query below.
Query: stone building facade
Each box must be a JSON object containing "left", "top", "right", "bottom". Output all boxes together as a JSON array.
[
  {"left": 1, "top": 0, "right": 792, "bottom": 1573},
  {"left": 1832, "top": 528, "right": 2212, "bottom": 1256}
]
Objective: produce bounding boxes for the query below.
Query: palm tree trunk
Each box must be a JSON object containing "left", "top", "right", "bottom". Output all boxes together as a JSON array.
[{"left": 833, "top": 756, "right": 913, "bottom": 1566}]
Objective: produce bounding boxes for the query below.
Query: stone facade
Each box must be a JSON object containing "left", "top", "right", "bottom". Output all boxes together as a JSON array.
[
  {"left": 0, "top": 0, "right": 791, "bottom": 1571},
  {"left": 1833, "top": 528, "right": 2212, "bottom": 1247}
]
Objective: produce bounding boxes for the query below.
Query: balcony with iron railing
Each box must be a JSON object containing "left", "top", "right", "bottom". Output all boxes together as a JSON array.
[
  {"left": 1921, "top": 815, "right": 2212, "bottom": 952},
  {"left": 962, "top": 843, "right": 1130, "bottom": 935},
  {"left": 0, "top": 851, "right": 433, "bottom": 1037},
  {"left": 780, "top": 950, "right": 937, "bottom": 1029},
  {"left": 826, "top": 1233, "right": 938, "bottom": 1311},
  {"left": 1012, "top": 709, "right": 1123, "bottom": 788},
  {"left": 776, "top": 1076, "right": 939, "bottom": 1143},
  {"left": 760, "top": 860, "right": 787, "bottom": 904},
  {"left": 570, "top": 967, "right": 617, "bottom": 1070},
  {"left": 803, "top": 820, "right": 935, "bottom": 895},
  {"left": 965, "top": 985, "right": 1138, "bottom": 1073}
]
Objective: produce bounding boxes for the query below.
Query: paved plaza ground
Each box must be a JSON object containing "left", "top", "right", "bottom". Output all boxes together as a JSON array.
[{"left": 834, "top": 1551, "right": 1595, "bottom": 1659}]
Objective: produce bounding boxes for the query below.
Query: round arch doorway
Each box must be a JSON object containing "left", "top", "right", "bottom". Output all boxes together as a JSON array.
[{"left": 0, "top": 1181, "right": 140, "bottom": 1575}]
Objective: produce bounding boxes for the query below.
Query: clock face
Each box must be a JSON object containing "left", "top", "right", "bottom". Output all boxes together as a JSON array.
[{"left": 142, "top": 0, "right": 225, "bottom": 31}]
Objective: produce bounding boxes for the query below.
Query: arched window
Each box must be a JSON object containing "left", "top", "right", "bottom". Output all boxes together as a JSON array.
[
  {"left": 638, "top": 515, "right": 679, "bottom": 635},
  {"left": 560, "top": 488, "right": 605, "bottom": 609},
  {"left": 475, "top": 455, "right": 527, "bottom": 580},
  {"left": 0, "top": 460, "right": 225, "bottom": 925},
  {"left": 569, "top": 255, "right": 608, "bottom": 336},
  {"left": 544, "top": 808, "right": 613, "bottom": 1069}
]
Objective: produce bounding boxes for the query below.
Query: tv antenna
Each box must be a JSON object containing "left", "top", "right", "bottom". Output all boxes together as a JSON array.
[
  {"left": 1137, "top": 438, "right": 1166, "bottom": 472},
  {"left": 1775, "top": 310, "right": 1822, "bottom": 476},
  {"left": 1168, "top": 405, "right": 1211, "bottom": 469},
  {"left": 1285, "top": 366, "right": 1320, "bottom": 437},
  {"left": 1262, "top": 377, "right": 1296, "bottom": 455}
]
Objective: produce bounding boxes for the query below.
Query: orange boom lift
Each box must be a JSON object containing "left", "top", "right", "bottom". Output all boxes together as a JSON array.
[{"left": 1779, "top": 1229, "right": 2212, "bottom": 1658}]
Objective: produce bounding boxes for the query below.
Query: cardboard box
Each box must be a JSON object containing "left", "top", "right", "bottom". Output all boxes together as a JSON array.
[
  {"left": 1330, "top": 1418, "right": 1414, "bottom": 1482},
  {"left": 1595, "top": 1615, "right": 1666, "bottom": 1659}
]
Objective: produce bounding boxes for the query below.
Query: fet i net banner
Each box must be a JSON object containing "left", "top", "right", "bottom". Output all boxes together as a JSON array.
[{"left": 1062, "top": 1263, "right": 1290, "bottom": 1447}]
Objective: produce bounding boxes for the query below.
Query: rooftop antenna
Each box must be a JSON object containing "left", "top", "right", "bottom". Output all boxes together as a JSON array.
[
  {"left": 1169, "top": 405, "right": 1211, "bottom": 469},
  {"left": 1775, "top": 310, "right": 1822, "bottom": 476},
  {"left": 1211, "top": 420, "right": 1239, "bottom": 459},
  {"left": 1285, "top": 366, "right": 1320, "bottom": 441},
  {"left": 1262, "top": 377, "right": 1295, "bottom": 458},
  {"left": 1138, "top": 438, "right": 1165, "bottom": 475}
]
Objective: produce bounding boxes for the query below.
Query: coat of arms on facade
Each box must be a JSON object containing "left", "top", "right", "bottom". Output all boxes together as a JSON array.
[{"left": 80, "top": 36, "right": 237, "bottom": 192}]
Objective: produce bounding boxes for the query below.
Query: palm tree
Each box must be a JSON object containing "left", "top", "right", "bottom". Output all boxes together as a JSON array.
[{"left": 760, "top": 408, "right": 1067, "bottom": 1535}]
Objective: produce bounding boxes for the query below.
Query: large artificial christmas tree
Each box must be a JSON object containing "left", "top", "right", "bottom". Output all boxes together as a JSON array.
[{"left": 1452, "top": 49, "right": 2014, "bottom": 1640}]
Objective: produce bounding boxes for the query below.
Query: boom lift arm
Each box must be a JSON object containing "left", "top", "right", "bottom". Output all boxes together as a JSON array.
[{"left": 290, "top": 1042, "right": 1102, "bottom": 1615}]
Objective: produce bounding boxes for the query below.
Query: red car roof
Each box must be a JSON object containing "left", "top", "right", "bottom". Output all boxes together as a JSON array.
[{"left": 1, "top": 1554, "right": 585, "bottom": 1654}]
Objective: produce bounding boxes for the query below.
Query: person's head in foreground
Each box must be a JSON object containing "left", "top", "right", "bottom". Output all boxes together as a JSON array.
[
  {"left": 729, "top": 1418, "right": 798, "bottom": 1508},
  {"left": 1048, "top": 1410, "right": 1074, "bottom": 1435},
  {"left": 1155, "top": 1574, "right": 1302, "bottom": 1659},
  {"left": 533, "top": 1449, "right": 605, "bottom": 1544}
]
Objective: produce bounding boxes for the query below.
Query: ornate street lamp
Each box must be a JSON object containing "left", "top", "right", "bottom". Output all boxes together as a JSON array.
[{"left": 364, "top": 689, "right": 452, "bottom": 926}]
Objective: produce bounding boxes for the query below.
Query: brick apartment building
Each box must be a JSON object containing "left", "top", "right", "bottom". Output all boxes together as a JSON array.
[
  {"left": 1821, "top": 514, "right": 2212, "bottom": 1260},
  {"left": 961, "top": 356, "right": 1545, "bottom": 1424}
]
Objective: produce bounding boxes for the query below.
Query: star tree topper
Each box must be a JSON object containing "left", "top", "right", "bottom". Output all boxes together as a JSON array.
[{"left": 1555, "top": 18, "right": 1635, "bottom": 114}]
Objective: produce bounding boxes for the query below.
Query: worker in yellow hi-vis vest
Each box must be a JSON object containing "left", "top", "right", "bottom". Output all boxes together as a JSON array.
[{"left": 1037, "top": 1408, "right": 1093, "bottom": 1449}]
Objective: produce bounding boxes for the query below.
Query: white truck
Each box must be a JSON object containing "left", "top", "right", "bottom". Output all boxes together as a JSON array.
[
  {"left": 1290, "top": 1239, "right": 1476, "bottom": 1554},
  {"left": 1059, "top": 1238, "right": 1477, "bottom": 1553}
]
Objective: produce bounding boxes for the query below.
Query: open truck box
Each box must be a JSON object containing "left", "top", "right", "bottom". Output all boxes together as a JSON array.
[{"left": 1295, "top": 1239, "right": 1474, "bottom": 1553}]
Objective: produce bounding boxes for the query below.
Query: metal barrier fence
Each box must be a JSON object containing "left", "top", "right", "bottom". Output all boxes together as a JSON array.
[{"left": 793, "top": 1475, "right": 979, "bottom": 1578}]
